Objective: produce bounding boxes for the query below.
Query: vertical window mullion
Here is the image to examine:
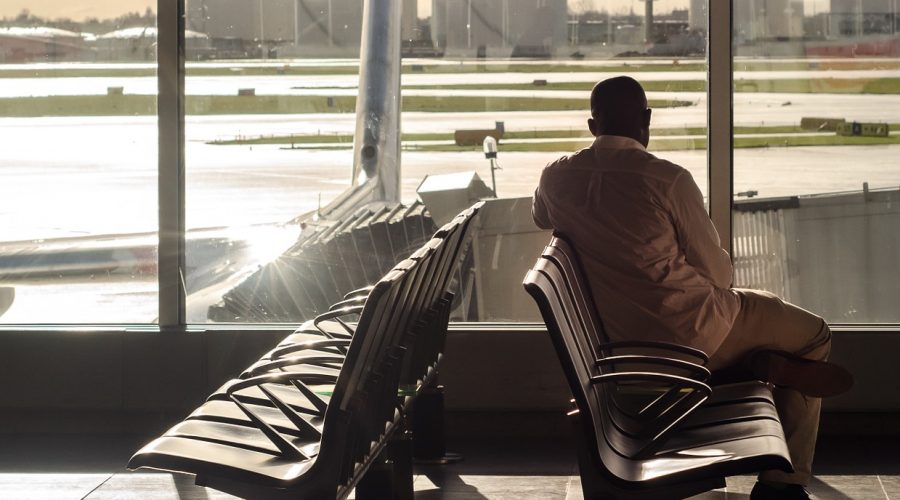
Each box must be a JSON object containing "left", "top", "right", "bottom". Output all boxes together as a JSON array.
[
  {"left": 157, "top": 0, "right": 187, "bottom": 329},
  {"left": 708, "top": 0, "right": 734, "bottom": 256}
]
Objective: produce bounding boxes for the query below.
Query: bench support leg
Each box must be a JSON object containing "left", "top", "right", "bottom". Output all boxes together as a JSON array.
[
  {"left": 389, "top": 428, "right": 414, "bottom": 500},
  {"left": 412, "top": 383, "right": 463, "bottom": 464},
  {"left": 356, "top": 428, "right": 414, "bottom": 500}
]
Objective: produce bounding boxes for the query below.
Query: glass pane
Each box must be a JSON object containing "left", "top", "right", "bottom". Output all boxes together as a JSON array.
[
  {"left": 0, "top": 4, "right": 158, "bottom": 323},
  {"left": 732, "top": 1, "right": 900, "bottom": 323},
  {"left": 186, "top": 0, "right": 709, "bottom": 324}
]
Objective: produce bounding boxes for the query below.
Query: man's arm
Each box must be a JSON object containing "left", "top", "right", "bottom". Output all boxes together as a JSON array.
[
  {"left": 670, "top": 171, "right": 733, "bottom": 288},
  {"left": 532, "top": 184, "right": 553, "bottom": 230}
]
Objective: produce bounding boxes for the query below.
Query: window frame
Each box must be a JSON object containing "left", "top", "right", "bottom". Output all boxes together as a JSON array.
[
  {"left": 159, "top": 0, "right": 731, "bottom": 330},
  {"left": 158, "top": 0, "right": 187, "bottom": 329},
  {"left": 707, "top": 0, "right": 733, "bottom": 257}
]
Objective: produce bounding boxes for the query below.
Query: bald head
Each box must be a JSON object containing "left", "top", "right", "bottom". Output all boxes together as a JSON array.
[{"left": 588, "top": 76, "right": 652, "bottom": 146}]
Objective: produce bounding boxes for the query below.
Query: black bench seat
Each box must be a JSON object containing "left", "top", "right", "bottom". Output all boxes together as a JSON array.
[
  {"left": 187, "top": 400, "right": 325, "bottom": 437},
  {"left": 523, "top": 234, "right": 792, "bottom": 499},
  {"left": 128, "top": 203, "right": 483, "bottom": 499}
]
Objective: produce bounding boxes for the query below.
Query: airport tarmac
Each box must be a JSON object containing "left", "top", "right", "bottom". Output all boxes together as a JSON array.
[
  {"left": 2, "top": 59, "right": 899, "bottom": 322},
  {"left": 4, "top": 139, "right": 898, "bottom": 324},
  {"left": 2, "top": 120, "right": 898, "bottom": 242}
]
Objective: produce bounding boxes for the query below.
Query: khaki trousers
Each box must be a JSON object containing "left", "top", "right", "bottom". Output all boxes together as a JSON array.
[{"left": 708, "top": 288, "right": 832, "bottom": 486}]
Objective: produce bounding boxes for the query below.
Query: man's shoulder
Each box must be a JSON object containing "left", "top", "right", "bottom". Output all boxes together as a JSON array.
[
  {"left": 630, "top": 150, "right": 690, "bottom": 184},
  {"left": 541, "top": 146, "right": 690, "bottom": 184},
  {"left": 539, "top": 148, "right": 595, "bottom": 187},
  {"left": 545, "top": 146, "right": 594, "bottom": 170}
]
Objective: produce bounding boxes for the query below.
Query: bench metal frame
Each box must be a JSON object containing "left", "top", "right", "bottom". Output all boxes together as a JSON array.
[
  {"left": 523, "top": 233, "right": 793, "bottom": 499},
  {"left": 128, "top": 203, "right": 483, "bottom": 499}
]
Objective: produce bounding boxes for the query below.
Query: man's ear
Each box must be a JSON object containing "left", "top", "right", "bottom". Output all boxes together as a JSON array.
[
  {"left": 588, "top": 117, "right": 598, "bottom": 136},
  {"left": 643, "top": 108, "right": 652, "bottom": 128}
]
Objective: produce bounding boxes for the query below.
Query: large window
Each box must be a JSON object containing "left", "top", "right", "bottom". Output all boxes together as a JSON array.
[
  {"left": 7, "top": 0, "right": 896, "bottom": 329},
  {"left": 731, "top": 0, "right": 900, "bottom": 323},
  {"left": 172, "top": 0, "right": 710, "bottom": 323},
  {"left": 0, "top": 5, "right": 158, "bottom": 323}
]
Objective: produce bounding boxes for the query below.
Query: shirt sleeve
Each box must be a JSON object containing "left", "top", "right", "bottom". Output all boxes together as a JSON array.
[
  {"left": 532, "top": 166, "right": 553, "bottom": 230},
  {"left": 669, "top": 170, "right": 733, "bottom": 288},
  {"left": 532, "top": 185, "right": 552, "bottom": 229}
]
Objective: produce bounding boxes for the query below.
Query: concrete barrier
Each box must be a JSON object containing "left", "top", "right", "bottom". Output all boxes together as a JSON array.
[
  {"left": 800, "top": 117, "right": 846, "bottom": 131},
  {"left": 454, "top": 122, "right": 505, "bottom": 146},
  {"left": 837, "top": 121, "right": 890, "bottom": 137}
]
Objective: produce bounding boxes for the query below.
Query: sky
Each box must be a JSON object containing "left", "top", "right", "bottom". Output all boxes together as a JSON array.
[
  {"left": 1, "top": 0, "right": 832, "bottom": 23},
  {"left": 1, "top": 1, "right": 155, "bottom": 21}
]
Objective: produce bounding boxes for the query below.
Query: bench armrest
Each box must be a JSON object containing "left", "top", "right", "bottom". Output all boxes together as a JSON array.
[
  {"left": 598, "top": 340, "right": 709, "bottom": 365},
  {"left": 270, "top": 338, "right": 352, "bottom": 360},
  {"left": 313, "top": 306, "right": 362, "bottom": 338},
  {"left": 343, "top": 285, "right": 375, "bottom": 300},
  {"left": 596, "top": 355, "right": 710, "bottom": 381},
  {"left": 590, "top": 371, "right": 711, "bottom": 394},
  {"left": 328, "top": 295, "right": 368, "bottom": 312}
]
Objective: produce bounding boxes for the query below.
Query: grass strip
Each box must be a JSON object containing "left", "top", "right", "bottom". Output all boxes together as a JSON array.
[
  {"left": 3, "top": 59, "right": 899, "bottom": 79},
  {"left": 734, "top": 134, "right": 900, "bottom": 148},
  {"left": 733, "top": 77, "right": 900, "bottom": 94},
  {"left": 244, "top": 132, "right": 900, "bottom": 152},
  {"left": 401, "top": 77, "right": 900, "bottom": 94},
  {"left": 211, "top": 125, "right": 818, "bottom": 146},
  {"left": 216, "top": 132, "right": 450, "bottom": 145},
  {"left": 404, "top": 133, "right": 900, "bottom": 153},
  {"left": 0, "top": 94, "right": 691, "bottom": 117},
  {"left": 403, "top": 80, "right": 706, "bottom": 92}
]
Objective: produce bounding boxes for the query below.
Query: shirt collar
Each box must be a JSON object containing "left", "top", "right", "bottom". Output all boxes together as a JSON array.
[{"left": 592, "top": 135, "right": 647, "bottom": 152}]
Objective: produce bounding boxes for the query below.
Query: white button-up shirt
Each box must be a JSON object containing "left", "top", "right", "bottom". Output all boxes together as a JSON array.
[{"left": 533, "top": 135, "right": 740, "bottom": 356}]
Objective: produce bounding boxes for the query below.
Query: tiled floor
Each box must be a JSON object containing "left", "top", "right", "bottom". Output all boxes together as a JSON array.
[{"left": 0, "top": 435, "right": 898, "bottom": 499}]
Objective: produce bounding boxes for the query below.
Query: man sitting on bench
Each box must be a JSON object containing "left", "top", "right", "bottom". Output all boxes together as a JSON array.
[{"left": 531, "top": 76, "right": 852, "bottom": 500}]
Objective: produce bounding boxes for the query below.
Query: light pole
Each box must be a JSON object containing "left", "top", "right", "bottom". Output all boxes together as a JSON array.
[
  {"left": 467, "top": 0, "right": 472, "bottom": 49},
  {"left": 483, "top": 136, "right": 500, "bottom": 197},
  {"left": 294, "top": 0, "right": 299, "bottom": 46},
  {"left": 606, "top": 1, "right": 612, "bottom": 46},
  {"left": 328, "top": 0, "right": 334, "bottom": 46},
  {"left": 892, "top": 0, "right": 897, "bottom": 36},
  {"left": 502, "top": 0, "right": 509, "bottom": 48},
  {"left": 643, "top": 0, "right": 654, "bottom": 43},
  {"left": 856, "top": 0, "right": 863, "bottom": 37},
  {"left": 258, "top": 0, "right": 266, "bottom": 59}
]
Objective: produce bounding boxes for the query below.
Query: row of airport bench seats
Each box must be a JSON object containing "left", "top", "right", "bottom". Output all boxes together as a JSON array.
[
  {"left": 524, "top": 234, "right": 795, "bottom": 499},
  {"left": 129, "top": 202, "right": 484, "bottom": 499},
  {"left": 130, "top": 205, "right": 795, "bottom": 500},
  {"left": 208, "top": 201, "right": 437, "bottom": 322}
]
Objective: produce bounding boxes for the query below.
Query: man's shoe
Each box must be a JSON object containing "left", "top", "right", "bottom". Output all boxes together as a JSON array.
[
  {"left": 750, "top": 481, "right": 812, "bottom": 499},
  {"left": 749, "top": 350, "right": 853, "bottom": 398}
]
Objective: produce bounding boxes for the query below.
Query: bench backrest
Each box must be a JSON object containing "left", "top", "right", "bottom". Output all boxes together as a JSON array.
[
  {"left": 523, "top": 244, "right": 612, "bottom": 453},
  {"left": 524, "top": 234, "right": 703, "bottom": 470},
  {"left": 127, "top": 203, "right": 484, "bottom": 498},
  {"left": 320, "top": 202, "right": 482, "bottom": 488}
]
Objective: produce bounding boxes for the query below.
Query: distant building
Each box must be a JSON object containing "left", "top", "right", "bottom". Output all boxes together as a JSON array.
[
  {"left": 829, "top": 0, "right": 898, "bottom": 36},
  {"left": 802, "top": 0, "right": 898, "bottom": 56},
  {"left": 431, "top": 0, "right": 567, "bottom": 57},
  {"left": 0, "top": 27, "right": 86, "bottom": 63},
  {"left": 689, "top": 0, "right": 707, "bottom": 31},
  {"left": 187, "top": 0, "right": 296, "bottom": 43},
  {"left": 94, "top": 27, "right": 211, "bottom": 61},
  {"left": 734, "top": 0, "right": 804, "bottom": 41},
  {"left": 187, "top": 0, "right": 421, "bottom": 57},
  {"left": 292, "top": 0, "right": 364, "bottom": 49},
  {"left": 401, "top": 0, "right": 418, "bottom": 42}
]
